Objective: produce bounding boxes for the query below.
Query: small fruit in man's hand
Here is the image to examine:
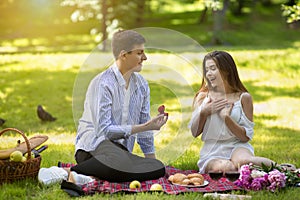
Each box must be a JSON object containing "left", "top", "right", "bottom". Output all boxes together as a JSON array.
[
  {"left": 129, "top": 180, "right": 141, "bottom": 189},
  {"left": 10, "top": 150, "right": 23, "bottom": 162},
  {"left": 150, "top": 183, "right": 163, "bottom": 191},
  {"left": 158, "top": 105, "right": 165, "bottom": 114}
]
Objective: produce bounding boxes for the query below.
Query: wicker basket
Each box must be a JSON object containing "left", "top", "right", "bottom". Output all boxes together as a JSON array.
[{"left": 0, "top": 128, "right": 41, "bottom": 184}]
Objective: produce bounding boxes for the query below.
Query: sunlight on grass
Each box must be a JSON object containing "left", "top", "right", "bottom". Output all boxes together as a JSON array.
[
  {"left": 13, "top": 38, "right": 30, "bottom": 47},
  {"left": 255, "top": 97, "right": 300, "bottom": 130},
  {"left": 293, "top": 41, "right": 300, "bottom": 48},
  {"left": 150, "top": 0, "right": 204, "bottom": 13},
  {"left": 252, "top": 124, "right": 300, "bottom": 164}
]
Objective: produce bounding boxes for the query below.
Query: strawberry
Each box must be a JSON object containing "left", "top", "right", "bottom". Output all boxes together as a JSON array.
[{"left": 158, "top": 105, "right": 165, "bottom": 114}]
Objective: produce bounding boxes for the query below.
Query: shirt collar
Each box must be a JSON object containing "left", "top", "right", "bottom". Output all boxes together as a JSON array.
[
  {"left": 112, "top": 63, "right": 126, "bottom": 87},
  {"left": 111, "top": 63, "right": 137, "bottom": 87}
]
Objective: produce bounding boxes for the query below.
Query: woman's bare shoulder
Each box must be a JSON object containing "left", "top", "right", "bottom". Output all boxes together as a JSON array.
[
  {"left": 240, "top": 92, "right": 253, "bottom": 121},
  {"left": 197, "top": 92, "right": 207, "bottom": 99},
  {"left": 241, "top": 92, "right": 253, "bottom": 104},
  {"left": 193, "top": 92, "right": 207, "bottom": 108}
]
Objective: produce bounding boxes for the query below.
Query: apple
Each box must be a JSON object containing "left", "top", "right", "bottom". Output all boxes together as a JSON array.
[
  {"left": 10, "top": 150, "right": 23, "bottom": 162},
  {"left": 150, "top": 183, "right": 163, "bottom": 191},
  {"left": 24, "top": 151, "right": 35, "bottom": 159},
  {"left": 22, "top": 156, "right": 27, "bottom": 162},
  {"left": 129, "top": 180, "right": 141, "bottom": 189}
]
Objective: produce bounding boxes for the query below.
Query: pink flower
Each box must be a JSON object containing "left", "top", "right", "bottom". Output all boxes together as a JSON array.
[
  {"left": 267, "top": 169, "right": 286, "bottom": 191},
  {"left": 250, "top": 178, "right": 263, "bottom": 191},
  {"left": 251, "top": 177, "right": 268, "bottom": 191},
  {"left": 234, "top": 164, "right": 287, "bottom": 192},
  {"left": 240, "top": 165, "right": 251, "bottom": 176}
]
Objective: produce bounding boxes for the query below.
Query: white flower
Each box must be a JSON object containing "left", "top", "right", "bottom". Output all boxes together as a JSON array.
[{"left": 251, "top": 169, "right": 267, "bottom": 178}]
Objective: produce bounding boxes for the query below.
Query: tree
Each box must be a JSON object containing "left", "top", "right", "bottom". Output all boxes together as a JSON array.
[
  {"left": 282, "top": 0, "right": 300, "bottom": 29},
  {"left": 61, "top": 0, "right": 147, "bottom": 51}
]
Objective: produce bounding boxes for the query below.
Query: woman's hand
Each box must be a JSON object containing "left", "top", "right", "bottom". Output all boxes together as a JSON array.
[
  {"left": 219, "top": 103, "right": 233, "bottom": 120},
  {"left": 202, "top": 96, "right": 228, "bottom": 116}
]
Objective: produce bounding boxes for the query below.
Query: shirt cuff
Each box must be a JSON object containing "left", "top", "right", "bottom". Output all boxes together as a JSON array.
[{"left": 124, "top": 125, "right": 132, "bottom": 139}]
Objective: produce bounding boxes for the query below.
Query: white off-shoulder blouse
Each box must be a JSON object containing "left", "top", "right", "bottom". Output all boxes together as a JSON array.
[{"left": 189, "top": 93, "right": 255, "bottom": 173}]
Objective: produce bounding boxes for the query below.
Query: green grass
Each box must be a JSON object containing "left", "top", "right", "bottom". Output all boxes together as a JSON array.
[{"left": 0, "top": 47, "right": 300, "bottom": 199}]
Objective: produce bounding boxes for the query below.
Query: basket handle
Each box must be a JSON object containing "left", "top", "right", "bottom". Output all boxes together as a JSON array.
[{"left": 0, "top": 128, "right": 32, "bottom": 160}]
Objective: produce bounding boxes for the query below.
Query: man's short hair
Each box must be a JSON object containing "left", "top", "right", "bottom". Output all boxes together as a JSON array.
[{"left": 111, "top": 30, "right": 146, "bottom": 60}]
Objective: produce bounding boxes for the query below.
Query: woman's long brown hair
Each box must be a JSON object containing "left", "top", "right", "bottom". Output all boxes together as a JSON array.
[{"left": 193, "top": 51, "right": 248, "bottom": 107}]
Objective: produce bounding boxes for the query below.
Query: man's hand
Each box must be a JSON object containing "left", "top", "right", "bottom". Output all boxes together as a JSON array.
[{"left": 145, "top": 114, "right": 168, "bottom": 130}]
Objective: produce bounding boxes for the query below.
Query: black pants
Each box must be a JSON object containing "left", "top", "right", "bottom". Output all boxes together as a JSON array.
[{"left": 71, "top": 140, "right": 165, "bottom": 182}]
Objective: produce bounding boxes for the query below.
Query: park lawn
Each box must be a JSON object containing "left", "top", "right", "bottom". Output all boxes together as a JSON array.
[{"left": 0, "top": 48, "right": 300, "bottom": 199}]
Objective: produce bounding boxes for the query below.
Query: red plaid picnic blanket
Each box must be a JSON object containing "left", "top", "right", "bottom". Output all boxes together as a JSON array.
[{"left": 59, "top": 163, "right": 241, "bottom": 195}]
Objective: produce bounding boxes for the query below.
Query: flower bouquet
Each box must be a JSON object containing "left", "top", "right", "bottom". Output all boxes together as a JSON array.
[{"left": 235, "top": 163, "right": 300, "bottom": 192}]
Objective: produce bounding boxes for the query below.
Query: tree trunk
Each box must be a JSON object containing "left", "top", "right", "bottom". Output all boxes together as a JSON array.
[
  {"left": 198, "top": 6, "right": 208, "bottom": 24},
  {"left": 211, "top": 0, "right": 230, "bottom": 45},
  {"left": 288, "top": 20, "right": 300, "bottom": 29},
  {"left": 135, "top": 0, "right": 146, "bottom": 27},
  {"left": 101, "top": 0, "right": 108, "bottom": 51},
  {"left": 261, "top": 0, "right": 272, "bottom": 6},
  {"left": 234, "top": 0, "right": 244, "bottom": 16}
]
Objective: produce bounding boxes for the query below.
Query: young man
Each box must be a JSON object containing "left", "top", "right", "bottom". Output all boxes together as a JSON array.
[
  {"left": 39, "top": 30, "right": 168, "bottom": 185},
  {"left": 72, "top": 30, "right": 168, "bottom": 182}
]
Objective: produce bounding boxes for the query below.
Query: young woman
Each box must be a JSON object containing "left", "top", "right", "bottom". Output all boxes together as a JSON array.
[{"left": 189, "top": 50, "right": 275, "bottom": 173}]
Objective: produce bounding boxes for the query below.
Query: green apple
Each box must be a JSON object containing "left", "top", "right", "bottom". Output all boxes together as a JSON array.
[
  {"left": 24, "top": 152, "right": 35, "bottom": 159},
  {"left": 129, "top": 180, "right": 141, "bottom": 189},
  {"left": 21, "top": 156, "right": 27, "bottom": 162},
  {"left": 150, "top": 183, "right": 163, "bottom": 191},
  {"left": 9, "top": 150, "right": 23, "bottom": 162}
]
